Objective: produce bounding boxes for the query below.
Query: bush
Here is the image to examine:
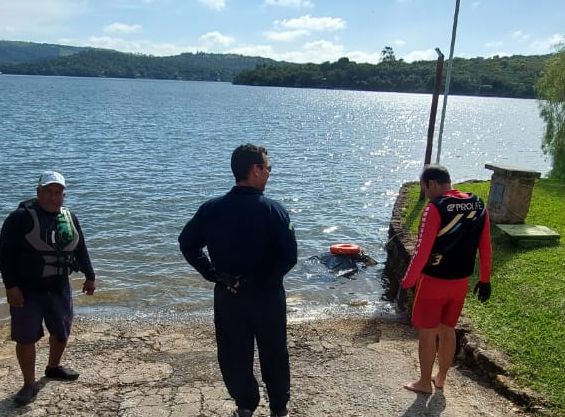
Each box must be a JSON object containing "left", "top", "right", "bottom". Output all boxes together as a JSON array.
[{"left": 536, "top": 46, "right": 565, "bottom": 179}]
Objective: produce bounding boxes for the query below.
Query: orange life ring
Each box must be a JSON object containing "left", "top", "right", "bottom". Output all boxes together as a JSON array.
[{"left": 329, "top": 243, "right": 361, "bottom": 256}]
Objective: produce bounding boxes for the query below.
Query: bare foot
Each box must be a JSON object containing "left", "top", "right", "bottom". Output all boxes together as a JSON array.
[
  {"left": 432, "top": 375, "right": 445, "bottom": 390},
  {"left": 403, "top": 380, "right": 432, "bottom": 394}
]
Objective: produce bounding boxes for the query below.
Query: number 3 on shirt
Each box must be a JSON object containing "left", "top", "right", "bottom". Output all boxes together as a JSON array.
[{"left": 430, "top": 253, "right": 443, "bottom": 266}]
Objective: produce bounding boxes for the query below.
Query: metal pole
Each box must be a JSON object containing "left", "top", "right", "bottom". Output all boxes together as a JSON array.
[
  {"left": 436, "top": 0, "right": 460, "bottom": 164},
  {"left": 420, "top": 48, "right": 444, "bottom": 200}
]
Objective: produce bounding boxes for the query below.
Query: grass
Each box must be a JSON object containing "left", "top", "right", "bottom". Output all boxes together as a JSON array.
[{"left": 401, "top": 179, "right": 565, "bottom": 415}]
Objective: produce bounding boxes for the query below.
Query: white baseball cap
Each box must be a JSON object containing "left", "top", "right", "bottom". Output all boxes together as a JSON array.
[{"left": 38, "top": 171, "right": 66, "bottom": 188}]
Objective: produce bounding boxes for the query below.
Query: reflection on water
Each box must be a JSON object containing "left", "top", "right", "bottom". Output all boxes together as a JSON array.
[{"left": 0, "top": 76, "right": 550, "bottom": 320}]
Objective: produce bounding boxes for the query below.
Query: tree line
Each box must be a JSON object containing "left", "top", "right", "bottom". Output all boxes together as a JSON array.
[
  {"left": 0, "top": 48, "right": 277, "bottom": 82},
  {"left": 234, "top": 54, "right": 551, "bottom": 99},
  {"left": 0, "top": 40, "right": 554, "bottom": 99}
]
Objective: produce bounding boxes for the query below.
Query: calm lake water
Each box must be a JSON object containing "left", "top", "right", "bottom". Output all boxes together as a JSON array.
[{"left": 0, "top": 75, "right": 550, "bottom": 321}]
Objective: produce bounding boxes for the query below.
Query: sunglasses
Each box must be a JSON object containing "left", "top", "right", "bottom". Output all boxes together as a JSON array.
[{"left": 256, "top": 164, "right": 272, "bottom": 173}]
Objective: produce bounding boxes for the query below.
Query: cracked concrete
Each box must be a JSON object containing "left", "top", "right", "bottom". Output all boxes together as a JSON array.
[{"left": 0, "top": 317, "right": 537, "bottom": 417}]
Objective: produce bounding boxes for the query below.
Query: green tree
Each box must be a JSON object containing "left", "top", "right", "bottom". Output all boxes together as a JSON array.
[
  {"left": 536, "top": 46, "right": 565, "bottom": 179},
  {"left": 381, "top": 46, "right": 396, "bottom": 62}
]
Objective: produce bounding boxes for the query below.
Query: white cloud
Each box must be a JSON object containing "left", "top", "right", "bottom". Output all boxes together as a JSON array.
[
  {"left": 512, "top": 30, "right": 530, "bottom": 41},
  {"left": 529, "top": 33, "right": 565, "bottom": 53},
  {"left": 263, "top": 15, "right": 344, "bottom": 47},
  {"left": 303, "top": 39, "right": 342, "bottom": 53},
  {"left": 228, "top": 40, "right": 392, "bottom": 65},
  {"left": 109, "top": 0, "right": 160, "bottom": 10},
  {"left": 486, "top": 51, "right": 510, "bottom": 58},
  {"left": 391, "top": 39, "right": 406, "bottom": 47},
  {"left": 484, "top": 40, "right": 503, "bottom": 48},
  {"left": 548, "top": 33, "right": 565, "bottom": 48},
  {"left": 404, "top": 49, "right": 437, "bottom": 62},
  {"left": 57, "top": 37, "right": 77, "bottom": 45},
  {"left": 263, "top": 30, "right": 309, "bottom": 42},
  {"left": 199, "top": 31, "right": 235, "bottom": 48},
  {"left": 0, "top": 0, "right": 85, "bottom": 36},
  {"left": 282, "top": 39, "right": 345, "bottom": 63},
  {"left": 264, "top": 0, "right": 313, "bottom": 7},
  {"left": 198, "top": 0, "right": 226, "bottom": 11},
  {"left": 86, "top": 36, "right": 198, "bottom": 56},
  {"left": 275, "top": 15, "right": 346, "bottom": 32},
  {"left": 228, "top": 40, "right": 345, "bottom": 63},
  {"left": 346, "top": 50, "right": 382, "bottom": 64},
  {"left": 228, "top": 44, "right": 276, "bottom": 58},
  {"left": 103, "top": 22, "right": 142, "bottom": 35}
]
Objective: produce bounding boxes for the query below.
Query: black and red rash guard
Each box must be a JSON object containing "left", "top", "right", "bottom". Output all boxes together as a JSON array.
[{"left": 402, "top": 189, "right": 492, "bottom": 288}]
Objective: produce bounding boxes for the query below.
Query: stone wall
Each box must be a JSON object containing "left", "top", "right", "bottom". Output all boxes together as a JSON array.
[{"left": 383, "top": 181, "right": 418, "bottom": 310}]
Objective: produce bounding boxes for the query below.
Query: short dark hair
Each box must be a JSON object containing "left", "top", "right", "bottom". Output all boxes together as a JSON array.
[
  {"left": 421, "top": 164, "right": 451, "bottom": 185},
  {"left": 231, "top": 144, "right": 268, "bottom": 182}
]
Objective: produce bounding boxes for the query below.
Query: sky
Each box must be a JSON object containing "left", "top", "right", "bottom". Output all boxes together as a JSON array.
[{"left": 0, "top": 0, "right": 563, "bottom": 64}]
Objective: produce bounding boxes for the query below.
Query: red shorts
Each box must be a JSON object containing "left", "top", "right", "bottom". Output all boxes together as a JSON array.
[{"left": 411, "top": 274, "right": 468, "bottom": 328}]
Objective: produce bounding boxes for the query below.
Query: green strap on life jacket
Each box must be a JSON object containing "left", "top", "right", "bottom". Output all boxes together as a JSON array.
[{"left": 55, "top": 208, "right": 76, "bottom": 248}]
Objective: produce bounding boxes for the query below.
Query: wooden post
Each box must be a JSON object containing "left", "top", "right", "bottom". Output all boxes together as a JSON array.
[
  {"left": 420, "top": 48, "right": 444, "bottom": 200},
  {"left": 436, "top": 0, "right": 461, "bottom": 164}
]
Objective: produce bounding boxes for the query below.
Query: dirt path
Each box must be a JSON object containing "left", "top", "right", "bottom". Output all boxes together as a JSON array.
[{"left": 0, "top": 317, "right": 533, "bottom": 417}]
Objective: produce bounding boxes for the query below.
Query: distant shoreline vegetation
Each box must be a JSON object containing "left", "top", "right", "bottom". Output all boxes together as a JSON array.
[
  {"left": 0, "top": 48, "right": 277, "bottom": 83},
  {"left": 233, "top": 55, "right": 552, "bottom": 99},
  {"left": 0, "top": 40, "right": 553, "bottom": 99}
]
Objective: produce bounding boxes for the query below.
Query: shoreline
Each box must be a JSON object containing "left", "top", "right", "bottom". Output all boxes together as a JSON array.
[{"left": 0, "top": 315, "right": 535, "bottom": 417}]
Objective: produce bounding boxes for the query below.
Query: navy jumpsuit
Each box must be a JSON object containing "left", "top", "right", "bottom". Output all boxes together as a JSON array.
[{"left": 178, "top": 185, "right": 297, "bottom": 413}]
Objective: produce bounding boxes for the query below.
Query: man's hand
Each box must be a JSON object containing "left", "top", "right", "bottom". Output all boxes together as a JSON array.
[
  {"left": 215, "top": 272, "right": 241, "bottom": 294},
  {"left": 226, "top": 280, "right": 240, "bottom": 294},
  {"left": 82, "top": 279, "right": 96, "bottom": 295},
  {"left": 6, "top": 287, "right": 24, "bottom": 307},
  {"left": 473, "top": 281, "right": 491, "bottom": 302}
]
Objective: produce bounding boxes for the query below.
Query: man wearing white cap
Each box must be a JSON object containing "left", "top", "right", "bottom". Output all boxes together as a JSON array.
[{"left": 0, "top": 170, "right": 96, "bottom": 405}]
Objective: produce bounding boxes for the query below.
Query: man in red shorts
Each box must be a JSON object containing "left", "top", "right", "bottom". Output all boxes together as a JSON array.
[{"left": 401, "top": 164, "right": 492, "bottom": 394}]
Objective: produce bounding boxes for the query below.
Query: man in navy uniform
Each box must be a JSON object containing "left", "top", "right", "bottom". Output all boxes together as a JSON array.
[{"left": 179, "top": 144, "right": 297, "bottom": 417}]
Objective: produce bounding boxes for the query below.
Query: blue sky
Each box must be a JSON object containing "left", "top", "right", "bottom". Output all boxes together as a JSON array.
[{"left": 1, "top": 0, "right": 563, "bottom": 63}]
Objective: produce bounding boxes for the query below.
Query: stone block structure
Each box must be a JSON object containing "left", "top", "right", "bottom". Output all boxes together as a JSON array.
[{"left": 485, "top": 164, "right": 541, "bottom": 224}]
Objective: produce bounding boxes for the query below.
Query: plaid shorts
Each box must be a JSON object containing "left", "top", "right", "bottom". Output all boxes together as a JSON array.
[{"left": 10, "top": 281, "right": 73, "bottom": 344}]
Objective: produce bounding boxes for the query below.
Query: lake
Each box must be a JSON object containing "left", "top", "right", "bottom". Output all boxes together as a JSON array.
[{"left": 0, "top": 75, "right": 550, "bottom": 321}]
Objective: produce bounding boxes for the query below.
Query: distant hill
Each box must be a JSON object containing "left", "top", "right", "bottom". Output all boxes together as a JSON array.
[
  {"left": 0, "top": 40, "right": 91, "bottom": 64},
  {"left": 233, "top": 54, "right": 552, "bottom": 99},
  {"left": 0, "top": 40, "right": 552, "bottom": 98},
  {"left": 0, "top": 41, "right": 280, "bottom": 82}
]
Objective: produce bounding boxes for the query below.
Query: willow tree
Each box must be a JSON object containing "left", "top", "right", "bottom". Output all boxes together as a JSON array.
[{"left": 536, "top": 46, "right": 565, "bottom": 179}]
